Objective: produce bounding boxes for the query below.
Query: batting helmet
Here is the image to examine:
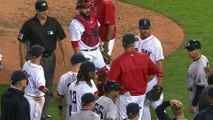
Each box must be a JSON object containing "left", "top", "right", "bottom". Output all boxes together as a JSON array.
[
  {"left": 139, "top": 18, "right": 151, "bottom": 29},
  {"left": 76, "top": 0, "right": 93, "bottom": 9}
]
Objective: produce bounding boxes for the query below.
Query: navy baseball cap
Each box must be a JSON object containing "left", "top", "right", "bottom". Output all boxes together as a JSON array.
[
  {"left": 71, "top": 53, "right": 90, "bottom": 65},
  {"left": 104, "top": 81, "right": 123, "bottom": 93},
  {"left": 126, "top": 102, "right": 141, "bottom": 116},
  {"left": 35, "top": 0, "right": 48, "bottom": 12},
  {"left": 139, "top": 18, "right": 151, "bottom": 29},
  {"left": 122, "top": 33, "right": 138, "bottom": 47},
  {"left": 81, "top": 93, "right": 96, "bottom": 105},
  {"left": 80, "top": 61, "right": 96, "bottom": 74},
  {"left": 30, "top": 45, "right": 45, "bottom": 58},
  {"left": 184, "top": 39, "right": 201, "bottom": 51},
  {"left": 208, "top": 87, "right": 213, "bottom": 97},
  {"left": 11, "top": 70, "right": 30, "bottom": 84}
]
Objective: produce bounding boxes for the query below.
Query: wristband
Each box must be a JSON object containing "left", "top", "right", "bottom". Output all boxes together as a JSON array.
[{"left": 157, "top": 71, "right": 164, "bottom": 77}]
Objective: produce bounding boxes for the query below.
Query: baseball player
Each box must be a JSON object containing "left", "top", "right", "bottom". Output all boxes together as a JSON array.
[
  {"left": 70, "top": 93, "right": 100, "bottom": 120},
  {"left": 125, "top": 102, "right": 141, "bottom": 120},
  {"left": 54, "top": 53, "right": 89, "bottom": 120},
  {"left": 95, "top": 0, "right": 116, "bottom": 56},
  {"left": 23, "top": 45, "right": 53, "bottom": 120},
  {"left": 69, "top": 0, "right": 109, "bottom": 96},
  {"left": 135, "top": 18, "right": 164, "bottom": 120},
  {"left": 95, "top": 81, "right": 122, "bottom": 120},
  {"left": 108, "top": 33, "right": 163, "bottom": 119},
  {"left": 68, "top": 61, "right": 98, "bottom": 115},
  {"left": 184, "top": 39, "right": 209, "bottom": 118}
]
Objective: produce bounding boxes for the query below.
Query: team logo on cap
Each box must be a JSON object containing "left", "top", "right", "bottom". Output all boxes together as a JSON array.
[
  {"left": 41, "top": 3, "right": 46, "bottom": 7},
  {"left": 144, "top": 20, "right": 147, "bottom": 25}
]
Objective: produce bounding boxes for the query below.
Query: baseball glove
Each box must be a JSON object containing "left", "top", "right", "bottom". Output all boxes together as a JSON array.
[
  {"left": 100, "top": 46, "right": 112, "bottom": 64},
  {"left": 146, "top": 85, "right": 163, "bottom": 101}
]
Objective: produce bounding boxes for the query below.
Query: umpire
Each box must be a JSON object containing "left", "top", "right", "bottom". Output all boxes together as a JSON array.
[{"left": 18, "top": 0, "right": 67, "bottom": 119}]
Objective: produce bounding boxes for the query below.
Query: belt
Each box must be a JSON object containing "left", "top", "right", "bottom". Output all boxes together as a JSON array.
[
  {"left": 80, "top": 47, "right": 98, "bottom": 52},
  {"left": 42, "top": 52, "right": 52, "bottom": 58}
]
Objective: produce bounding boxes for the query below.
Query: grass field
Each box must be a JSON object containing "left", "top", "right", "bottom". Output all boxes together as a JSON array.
[
  {"left": 122, "top": 0, "right": 213, "bottom": 119},
  {"left": 1, "top": 0, "right": 213, "bottom": 120}
]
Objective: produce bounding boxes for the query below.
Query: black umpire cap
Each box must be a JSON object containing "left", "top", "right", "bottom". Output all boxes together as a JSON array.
[{"left": 35, "top": 0, "right": 48, "bottom": 12}]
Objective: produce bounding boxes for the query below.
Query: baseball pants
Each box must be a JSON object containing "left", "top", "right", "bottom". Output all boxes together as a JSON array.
[
  {"left": 101, "top": 39, "right": 115, "bottom": 56},
  {"left": 80, "top": 47, "right": 106, "bottom": 69},
  {"left": 189, "top": 90, "right": 199, "bottom": 119},
  {"left": 116, "top": 94, "right": 145, "bottom": 120},
  {"left": 25, "top": 95, "right": 45, "bottom": 120}
]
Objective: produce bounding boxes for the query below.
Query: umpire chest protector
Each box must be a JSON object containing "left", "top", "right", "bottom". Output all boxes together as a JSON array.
[{"left": 74, "top": 10, "right": 99, "bottom": 47}]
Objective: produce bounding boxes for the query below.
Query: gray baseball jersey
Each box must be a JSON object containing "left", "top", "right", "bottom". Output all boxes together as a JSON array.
[
  {"left": 70, "top": 110, "right": 100, "bottom": 120},
  {"left": 186, "top": 55, "right": 209, "bottom": 90},
  {"left": 95, "top": 96, "right": 118, "bottom": 120}
]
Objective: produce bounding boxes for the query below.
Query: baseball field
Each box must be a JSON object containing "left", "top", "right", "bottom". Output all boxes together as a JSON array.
[
  {"left": 124, "top": 0, "right": 213, "bottom": 119},
  {"left": 0, "top": 0, "right": 212, "bottom": 119}
]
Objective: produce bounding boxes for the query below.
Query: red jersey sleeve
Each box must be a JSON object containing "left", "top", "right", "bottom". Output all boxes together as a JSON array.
[
  {"left": 104, "top": 2, "right": 115, "bottom": 25},
  {"left": 108, "top": 60, "right": 121, "bottom": 81}
]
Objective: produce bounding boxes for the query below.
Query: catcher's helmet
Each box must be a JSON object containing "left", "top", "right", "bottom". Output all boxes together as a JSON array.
[
  {"left": 139, "top": 18, "right": 151, "bottom": 29},
  {"left": 76, "top": 0, "right": 93, "bottom": 9}
]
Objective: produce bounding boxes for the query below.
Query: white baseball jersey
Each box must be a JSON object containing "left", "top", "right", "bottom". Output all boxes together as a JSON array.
[
  {"left": 68, "top": 80, "right": 97, "bottom": 114},
  {"left": 135, "top": 35, "right": 164, "bottom": 120},
  {"left": 135, "top": 35, "right": 164, "bottom": 91},
  {"left": 69, "top": 19, "right": 106, "bottom": 69},
  {"left": 23, "top": 60, "right": 45, "bottom": 97},
  {"left": 95, "top": 96, "right": 118, "bottom": 120},
  {"left": 23, "top": 60, "right": 46, "bottom": 120},
  {"left": 186, "top": 55, "right": 209, "bottom": 90},
  {"left": 57, "top": 71, "right": 77, "bottom": 104}
]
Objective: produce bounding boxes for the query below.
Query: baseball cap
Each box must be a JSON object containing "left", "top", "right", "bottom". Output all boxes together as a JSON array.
[
  {"left": 122, "top": 33, "right": 138, "bottom": 47},
  {"left": 139, "top": 18, "right": 151, "bottom": 29},
  {"left": 104, "top": 81, "right": 123, "bottom": 93},
  {"left": 208, "top": 87, "right": 213, "bottom": 97},
  {"left": 80, "top": 61, "right": 96, "bottom": 74},
  {"left": 81, "top": 93, "right": 96, "bottom": 105},
  {"left": 35, "top": 0, "right": 48, "bottom": 12},
  {"left": 30, "top": 45, "right": 45, "bottom": 58},
  {"left": 126, "top": 102, "right": 141, "bottom": 117},
  {"left": 184, "top": 39, "right": 201, "bottom": 51},
  {"left": 11, "top": 70, "right": 30, "bottom": 84},
  {"left": 71, "top": 53, "right": 90, "bottom": 65}
]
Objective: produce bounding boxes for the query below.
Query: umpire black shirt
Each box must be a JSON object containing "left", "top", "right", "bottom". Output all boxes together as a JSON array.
[
  {"left": 18, "top": 15, "right": 66, "bottom": 52},
  {"left": 1, "top": 87, "right": 30, "bottom": 120}
]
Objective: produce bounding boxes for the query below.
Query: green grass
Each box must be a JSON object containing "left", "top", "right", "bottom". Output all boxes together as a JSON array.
[
  {"left": 1, "top": 1, "right": 213, "bottom": 120},
  {"left": 123, "top": 0, "right": 213, "bottom": 119}
]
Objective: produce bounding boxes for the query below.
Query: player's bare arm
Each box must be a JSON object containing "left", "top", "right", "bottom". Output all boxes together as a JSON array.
[
  {"left": 156, "top": 60, "right": 163, "bottom": 86},
  {"left": 58, "top": 40, "right": 68, "bottom": 66},
  {"left": 19, "top": 42, "right": 27, "bottom": 68},
  {"left": 103, "top": 24, "right": 115, "bottom": 52}
]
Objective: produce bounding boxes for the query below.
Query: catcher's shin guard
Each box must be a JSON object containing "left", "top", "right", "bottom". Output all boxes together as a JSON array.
[{"left": 96, "top": 66, "right": 109, "bottom": 96}]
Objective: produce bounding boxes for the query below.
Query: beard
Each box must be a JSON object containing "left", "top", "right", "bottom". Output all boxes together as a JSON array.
[{"left": 80, "top": 11, "right": 91, "bottom": 20}]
